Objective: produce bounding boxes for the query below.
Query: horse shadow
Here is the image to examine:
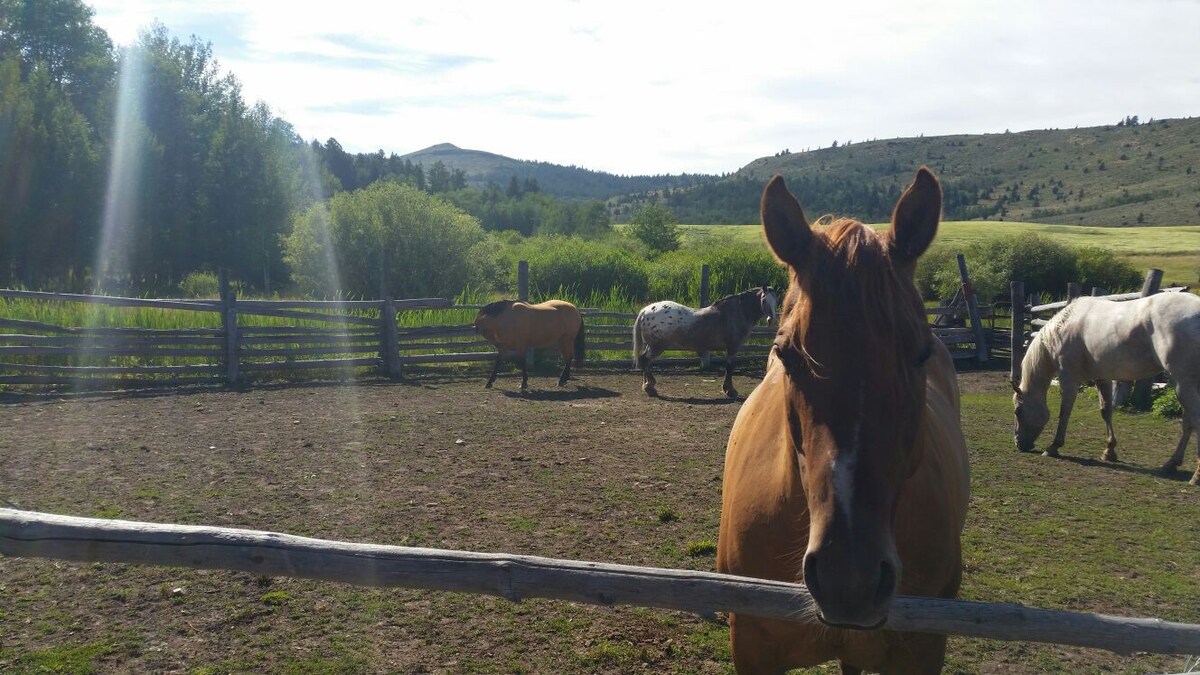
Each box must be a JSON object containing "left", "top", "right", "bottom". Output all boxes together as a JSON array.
[
  {"left": 1032, "top": 450, "right": 1196, "bottom": 483},
  {"left": 499, "top": 385, "right": 620, "bottom": 401},
  {"left": 654, "top": 392, "right": 743, "bottom": 406}
]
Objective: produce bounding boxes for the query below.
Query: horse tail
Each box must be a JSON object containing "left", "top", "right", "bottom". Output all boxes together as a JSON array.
[
  {"left": 632, "top": 311, "right": 644, "bottom": 368},
  {"left": 573, "top": 316, "right": 586, "bottom": 367}
]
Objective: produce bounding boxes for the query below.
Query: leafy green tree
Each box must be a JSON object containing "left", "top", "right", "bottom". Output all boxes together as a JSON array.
[
  {"left": 629, "top": 204, "right": 681, "bottom": 253},
  {"left": 283, "top": 181, "right": 484, "bottom": 299}
]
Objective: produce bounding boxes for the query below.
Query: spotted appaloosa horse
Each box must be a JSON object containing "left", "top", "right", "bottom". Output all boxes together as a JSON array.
[
  {"left": 717, "top": 168, "right": 970, "bottom": 673},
  {"left": 473, "top": 299, "right": 585, "bottom": 391},
  {"left": 632, "top": 287, "right": 778, "bottom": 398}
]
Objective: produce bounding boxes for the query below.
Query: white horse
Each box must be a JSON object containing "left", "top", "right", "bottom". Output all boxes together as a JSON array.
[
  {"left": 1013, "top": 292, "right": 1200, "bottom": 484},
  {"left": 632, "top": 287, "right": 778, "bottom": 399}
]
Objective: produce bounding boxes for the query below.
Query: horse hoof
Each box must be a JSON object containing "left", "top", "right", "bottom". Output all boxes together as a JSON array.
[
  {"left": 1190, "top": 475, "right": 1200, "bottom": 486},
  {"left": 1101, "top": 449, "right": 1118, "bottom": 463},
  {"left": 485, "top": 382, "right": 494, "bottom": 389},
  {"left": 1041, "top": 449, "right": 1059, "bottom": 458},
  {"left": 643, "top": 385, "right": 657, "bottom": 397},
  {"left": 724, "top": 389, "right": 738, "bottom": 399},
  {"left": 1160, "top": 462, "right": 1181, "bottom": 474}
]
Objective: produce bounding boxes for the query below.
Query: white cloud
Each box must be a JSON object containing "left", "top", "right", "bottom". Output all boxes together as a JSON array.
[{"left": 88, "top": 0, "right": 1200, "bottom": 175}]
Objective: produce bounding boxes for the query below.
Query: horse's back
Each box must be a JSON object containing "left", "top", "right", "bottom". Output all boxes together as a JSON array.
[
  {"left": 717, "top": 343, "right": 969, "bottom": 669},
  {"left": 1062, "top": 294, "right": 1200, "bottom": 379},
  {"left": 487, "top": 300, "right": 580, "bottom": 351}
]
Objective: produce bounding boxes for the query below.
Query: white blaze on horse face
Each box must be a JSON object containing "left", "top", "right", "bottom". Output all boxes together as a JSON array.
[
  {"left": 833, "top": 419, "right": 862, "bottom": 531},
  {"left": 832, "top": 389, "right": 866, "bottom": 531}
]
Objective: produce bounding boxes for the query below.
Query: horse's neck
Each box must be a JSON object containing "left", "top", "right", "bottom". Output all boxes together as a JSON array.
[{"left": 1019, "top": 335, "right": 1059, "bottom": 399}]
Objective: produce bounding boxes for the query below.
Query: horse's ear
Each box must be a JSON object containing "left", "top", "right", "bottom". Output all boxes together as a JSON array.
[
  {"left": 761, "top": 175, "right": 812, "bottom": 268},
  {"left": 888, "top": 166, "right": 942, "bottom": 263}
]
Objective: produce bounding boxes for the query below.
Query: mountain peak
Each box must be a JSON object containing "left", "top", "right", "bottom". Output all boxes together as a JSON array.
[{"left": 419, "top": 142, "right": 461, "bottom": 153}]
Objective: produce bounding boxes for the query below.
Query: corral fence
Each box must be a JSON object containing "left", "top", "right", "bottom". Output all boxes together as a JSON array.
[
  {"left": 1, "top": 257, "right": 994, "bottom": 389},
  {"left": 1008, "top": 268, "right": 1191, "bottom": 407},
  {"left": 3, "top": 507, "right": 1199, "bottom": 658}
]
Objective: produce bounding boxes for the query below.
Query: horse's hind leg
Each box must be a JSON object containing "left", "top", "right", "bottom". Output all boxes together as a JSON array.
[
  {"left": 1165, "top": 381, "right": 1200, "bottom": 483},
  {"left": 518, "top": 351, "right": 530, "bottom": 391},
  {"left": 557, "top": 344, "right": 572, "bottom": 387},
  {"left": 640, "top": 345, "right": 663, "bottom": 397},
  {"left": 1096, "top": 379, "right": 1118, "bottom": 462}
]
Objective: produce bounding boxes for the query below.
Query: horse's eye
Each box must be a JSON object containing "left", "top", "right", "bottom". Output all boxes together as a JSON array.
[{"left": 914, "top": 341, "right": 934, "bottom": 368}]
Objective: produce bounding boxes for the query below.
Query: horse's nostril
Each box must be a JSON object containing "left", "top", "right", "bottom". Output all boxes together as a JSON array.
[
  {"left": 875, "top": 560, "right": 897, "bottom": 606},
  {"left": 802, "top": 553, "right": 821, "bottom": 599}
]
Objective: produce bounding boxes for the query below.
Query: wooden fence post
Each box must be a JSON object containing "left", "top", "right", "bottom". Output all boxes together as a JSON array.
[
  {"left": 956, "top": 254, "right": 988, "bottom": 364},
  {"left": 1066, "top": 283, "right": 1082, "bottom": 302},
  {"left": 1009, "top": 281, "right": 1024, "bottom": 385},
  {"left": 380, "top": 298, "right": 401, "bottom": 379},
  {"left": 699, "top": 264, "right": 711, "bottom": 369},
  {"left": 518, "top": 260, "right": 533, "bottom": 370},
  {"left": 1129, "top": 268, "right": 1164, "bottom": 410},
  {"left": 1090, "top": 287, "right": 1105, "bottom": 297},
  {"left": 219, "top": 271, "right": 239, "bottom": 385}
]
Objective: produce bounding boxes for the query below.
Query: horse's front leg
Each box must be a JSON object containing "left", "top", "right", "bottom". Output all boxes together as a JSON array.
[
  {"left": 1096, "top": 379, "right": 1118, "bottom": 462},
  {"left": 722, "top": 348, "right": 739, "bottom": 399},
  {"left": 518, "top": 350, "right": 530, "bottom": 391},
  {"left": 485, "top": 352, "right": 504, "bottom": 388},
  {"left": 1045, "top": 376, "right": 1079, "bottom": 457}
]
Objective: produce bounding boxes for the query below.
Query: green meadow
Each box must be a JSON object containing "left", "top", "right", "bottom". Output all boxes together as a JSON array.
[{"left": 682, "top": 222, "right": 1200, "bottom": 286}]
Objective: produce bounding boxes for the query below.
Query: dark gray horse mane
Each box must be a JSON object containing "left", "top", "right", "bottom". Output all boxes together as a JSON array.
[
  {"left": 713, "top": 287, "right": 773, "bottom": 322},
  {"left": 479, "top": 299, "right": 517, "bottom": 317}
]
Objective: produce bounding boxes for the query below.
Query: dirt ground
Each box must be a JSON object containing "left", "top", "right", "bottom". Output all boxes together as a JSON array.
[{"left": 0, "top": 364, "right": 1194, "bottom": 674}]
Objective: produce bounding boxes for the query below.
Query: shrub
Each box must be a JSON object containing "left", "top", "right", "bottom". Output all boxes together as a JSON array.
[
  {"left": 505, "top": 235, "right": 650, "bottom": 300},
  {"left": 1152, "top": 387, "right": 1183, "bottom": 419},
  {"left": 1074, "top": 246, "right": 1142, "bottom": 293},
  {"left": 648, "top": 238, "right": 787, "bottom": 305},
  {"left": 283, "top": 182, "right": 484, "bottom": 299},
  {"left": 178, "top": 271, "right": 220, "bottom": 298},
  {"left": 931, "top": 233, "right": 1079, "bottom": 302},
  {"left": 628, "top": 204, "right": 681, "bottom": 254}
]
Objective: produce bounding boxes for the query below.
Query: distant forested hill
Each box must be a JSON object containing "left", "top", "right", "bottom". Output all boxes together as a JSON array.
[
  {"left": 400, "top": 143, "right": 715, "bottom": 200},
  {"left": 613, "top": 117, "right": 1200, "bottom": 225}
]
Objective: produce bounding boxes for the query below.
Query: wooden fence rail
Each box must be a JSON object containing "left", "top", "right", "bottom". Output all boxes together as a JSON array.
[{"left": 2, "top": 508, "right": 1198, "bottom": 657}]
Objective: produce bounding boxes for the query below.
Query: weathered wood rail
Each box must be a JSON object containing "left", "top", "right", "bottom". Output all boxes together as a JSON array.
[{"left": 2, "top": 507, "right": 1198, "bottom": 657}]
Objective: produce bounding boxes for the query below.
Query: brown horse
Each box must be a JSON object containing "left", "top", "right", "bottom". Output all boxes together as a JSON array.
[
  {"left": 716, "top": 168, "right": 970, "bottom": 673},
  {"left": 473, "top": 299, "right": 585, "bottom": 391}
]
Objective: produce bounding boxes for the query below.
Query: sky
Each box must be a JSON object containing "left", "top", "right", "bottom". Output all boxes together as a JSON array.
[{"left": 87, "top": 0, "right": 1200, "bottom": 176}]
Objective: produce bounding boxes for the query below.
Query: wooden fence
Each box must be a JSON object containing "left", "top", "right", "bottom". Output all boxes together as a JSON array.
[
  {"left": 1, "top": 258, "right": 994, "bottom": 389},
  {"left": 3, "top": 507, "right": 1199, "bottom": 657}
]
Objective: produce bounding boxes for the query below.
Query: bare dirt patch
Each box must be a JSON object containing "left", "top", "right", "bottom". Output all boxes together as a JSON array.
[{"left": 2, "top": 365, "right": 1197, "bottom": 674}]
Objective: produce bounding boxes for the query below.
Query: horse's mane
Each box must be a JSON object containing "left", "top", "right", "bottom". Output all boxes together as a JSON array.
[
  {"left": 1019, "top": 297, "right": 1081, "bottom": 391},
  {"left": 779, "top": 218, "right": 928, "bottom": 373},
  {"left": 478, "top": 299, "right": 517, "bottom": 317}
]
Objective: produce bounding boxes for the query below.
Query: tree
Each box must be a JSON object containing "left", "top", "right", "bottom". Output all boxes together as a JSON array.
[
  {"left": 283, "top": 181, "right": 484, "bottom": 299},
  {"left": 629, "top": 204, "right": 681, "bottom": 254}
]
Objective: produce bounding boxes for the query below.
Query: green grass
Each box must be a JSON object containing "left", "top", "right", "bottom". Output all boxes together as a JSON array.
[{"left": 681, "top": 221, "right": 1200, "bottom": 286}]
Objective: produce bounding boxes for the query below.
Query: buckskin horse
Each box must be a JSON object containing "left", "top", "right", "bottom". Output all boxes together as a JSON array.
[
  {"left": 716, "top": 168, "right": 970, "bottom": 673},
  {"left": 1013, "top": 291, "right": 1200, "bottom": 484},
  {"left": 632, "top": 287, "right": 778, "bottom": 398},
  {"left": 473, "top": 299, "right": 585, "bottom": 391}
]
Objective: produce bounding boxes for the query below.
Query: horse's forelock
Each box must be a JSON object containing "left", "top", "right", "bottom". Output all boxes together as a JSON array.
[{"left": 778, "top": 218, "right": 926, "bottom": 373}]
